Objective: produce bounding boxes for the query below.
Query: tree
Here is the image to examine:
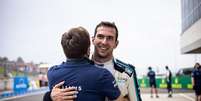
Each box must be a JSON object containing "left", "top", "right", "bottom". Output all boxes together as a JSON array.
[
  {"left": 0, "top": 57, "right": 8, "bottom": 62},
  {"left": 16, "top": 57, "right": 24, "bottom": 63}
]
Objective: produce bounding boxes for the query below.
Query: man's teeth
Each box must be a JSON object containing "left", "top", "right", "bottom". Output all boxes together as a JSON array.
[{"left": 100, "top": 47, "right": 107, "bottom": 50}]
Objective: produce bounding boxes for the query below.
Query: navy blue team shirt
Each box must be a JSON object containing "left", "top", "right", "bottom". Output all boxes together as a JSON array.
[
  {"left": 147, "top": 70, "right": 156, "bottom": 84},
  {"left": 192, "top": 67, "right": 201, "bottom": 95},
  {"left": 47, "top": 57, "right": 120, "bottom": 101}
]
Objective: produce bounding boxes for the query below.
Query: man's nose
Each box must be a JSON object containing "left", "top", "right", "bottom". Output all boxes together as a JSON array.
[{"left": 101, "top": 37, "right": 108, "bottom": 44}]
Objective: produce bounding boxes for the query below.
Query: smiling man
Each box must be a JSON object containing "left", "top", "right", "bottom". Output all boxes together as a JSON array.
[{"left": 44, "top": 21, "right": 141, "bottom": 101}]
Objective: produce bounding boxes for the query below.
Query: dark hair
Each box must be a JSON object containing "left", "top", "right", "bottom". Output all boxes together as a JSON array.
[
  {"left": 61, "top": 27, "right": 90, "bottom": 58},
  {"left": 165, "top": 66, "right": 169, "bottom": 70},
  {"left": 94, "top": 21, "right": 118, "bottom": 41},
  {"left": 148, "top": 66, "right": 152, "bottom": 70},
  {"left": 194, "top": 62, "right": 201, "bottom": 69}
]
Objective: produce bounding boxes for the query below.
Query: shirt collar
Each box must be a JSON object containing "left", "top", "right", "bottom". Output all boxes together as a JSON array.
[{"left": 65, "top": 57, "right": 90, "bottom": 65}]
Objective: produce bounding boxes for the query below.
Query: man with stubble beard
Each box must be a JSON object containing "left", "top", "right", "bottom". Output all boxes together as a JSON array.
[{"left": 43, "top": 21, "right": 141, "bottom": 101}]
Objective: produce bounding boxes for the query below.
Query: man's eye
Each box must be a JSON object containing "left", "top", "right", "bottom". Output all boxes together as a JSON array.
[
  {"left": 107, "top": 36, "right": 114, "bottom": 40},
  {"left": 97, "top": 35, "right": 104, "bottom": 39}
]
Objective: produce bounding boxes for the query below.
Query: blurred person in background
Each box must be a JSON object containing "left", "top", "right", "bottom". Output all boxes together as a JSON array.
[
  {"left": 165, "top": 66, "right": 172, "bottom": 97},
  {"left": 192, "top": 62, "right": 201, "bottom": 101},
  {"left": 147, "top": 66, "right": 159, "bottom": 98}
]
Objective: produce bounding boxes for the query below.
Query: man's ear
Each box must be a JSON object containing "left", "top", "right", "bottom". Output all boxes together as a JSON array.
[
  {"left": 85, "top": 47, "right": 90, "bottom": 58},
  {"left": 91, "top": 36, "right": 95, "bottom": 44},
  {"left": 114, "top": 40, "right": 119, "bottom": 49}
]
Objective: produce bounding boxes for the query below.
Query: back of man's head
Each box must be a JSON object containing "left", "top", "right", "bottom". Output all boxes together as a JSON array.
[
  {"left": 165, "top": 66, "right": 169, "bottom": 70},
  {"left": 61, "top": 27, "right": 90, "bottom": 58},
  {"left": 148, "top": 67, "right": 152, "bottom": 70}
]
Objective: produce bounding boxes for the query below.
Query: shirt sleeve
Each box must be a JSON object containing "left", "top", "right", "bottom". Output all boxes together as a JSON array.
[
  {"left": 47, "top": 66, "right": 56, "bottom": 90},
  {"left": 98, "top": 69, "right": 121, "bottom": 100},
  {"left": 43, "top": 91, "right": 53, "bottom": 101},
  {"left": 191, "top": 70, "right": 195, "bottom": 77}
]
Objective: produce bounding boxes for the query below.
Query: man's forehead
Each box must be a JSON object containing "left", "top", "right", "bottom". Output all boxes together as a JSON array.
[{"left": 97, "top": 26, "right": 116, "bottom": 34}]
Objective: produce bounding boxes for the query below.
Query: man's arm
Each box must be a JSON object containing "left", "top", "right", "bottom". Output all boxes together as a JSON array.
[
  {"left": 191, "top": 78, "right": 194, "bottom": 87},
  {"left": 191, "top": 71, "right": 195, "bottom": 90},
  {"left": 43, "top": 81, "right": 78, "bottom": 101}
]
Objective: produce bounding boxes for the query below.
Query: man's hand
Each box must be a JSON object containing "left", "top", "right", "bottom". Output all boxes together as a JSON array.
[{"left": 51, "top": 81, "right": 78, "bottom": 101}]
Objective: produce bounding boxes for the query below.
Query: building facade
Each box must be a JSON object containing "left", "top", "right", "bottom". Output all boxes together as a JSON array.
[{"left": 181, "top": 0, "right": 201, "bottom": 53}]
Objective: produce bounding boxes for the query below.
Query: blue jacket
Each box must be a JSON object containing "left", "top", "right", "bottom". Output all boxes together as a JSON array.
[{"left": 47, "top": 57, "right": 120, "bottom": 101}]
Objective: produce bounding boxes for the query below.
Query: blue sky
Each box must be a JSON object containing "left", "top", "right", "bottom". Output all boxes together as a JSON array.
[{"left": 1, "top": 0, "right": 201, "bottom": 75}]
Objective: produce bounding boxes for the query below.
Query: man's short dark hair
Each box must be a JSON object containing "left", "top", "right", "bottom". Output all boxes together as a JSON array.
[
  {"left": 165, "top": 66, "right": 169, "bottom": 70},
  {"left": 148, "top": 67, "right": 152, "bottom": 70},
  {"left": 61, "top": 27, "right": 90, "bottom": 58},
  {"left": 94, "top": 21, "right": 118, "bottom": 41}
]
